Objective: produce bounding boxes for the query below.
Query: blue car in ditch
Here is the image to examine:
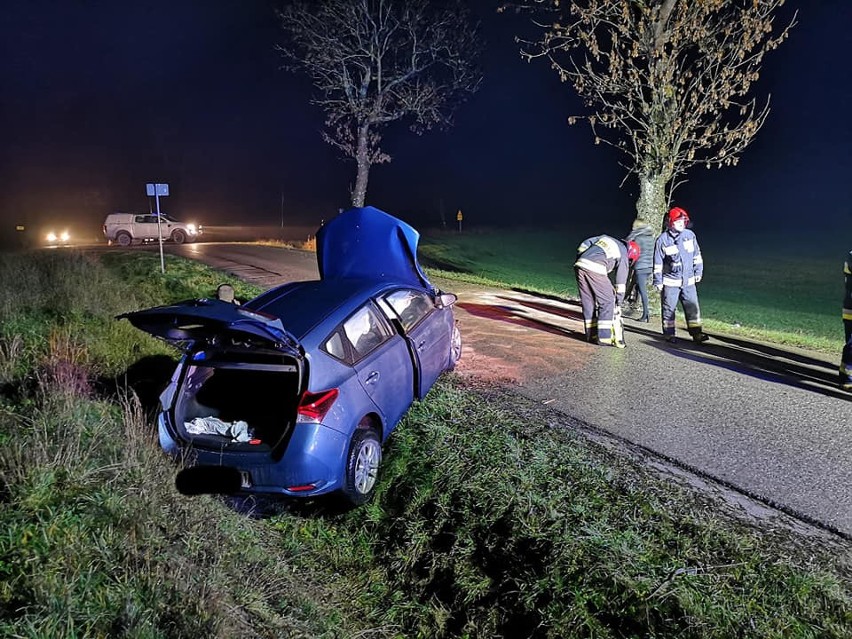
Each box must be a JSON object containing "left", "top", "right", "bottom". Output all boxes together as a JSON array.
[{"left": 119, "top": 206, "right": 461, "bottom": 504}]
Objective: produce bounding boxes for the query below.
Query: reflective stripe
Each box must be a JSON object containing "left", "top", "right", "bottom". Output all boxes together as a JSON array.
[
  {"left": 686, "top": 318, "right": 702, "bottom": 328},
  {"left": 663, "top": 245, "right": 679, "bottom": 256},
  {"left": 575, "top": 258, "right": 608, "bottom": 275},
  {"left": 597, "top": 320, "right": 613, "bottom": 330},
  {"left": 594, "top": 236, "right": 622, "bottom": 260},
  {"left": 685, "top": 276, "right": 697, "bottom": 286},
  {"left": 662, "top": 276, "right": 682, "bottom": 287},
  {"left": 845, "top": 263, "right": 851, "bottom": 275},
  {"left": 653, "top": 265, "right": 662, "bottom": 273},
  {"left": 615, "top": 283, "right": 625, "bottom": 294},
  {"left": 662, "top": 319, "right": 676, "bottom": 328},
  {"left": 693, "top": 255, "right": 703, "bottom": 265},
  {"left": 843, "top": 308, "right": 852, "bottom": 320}
]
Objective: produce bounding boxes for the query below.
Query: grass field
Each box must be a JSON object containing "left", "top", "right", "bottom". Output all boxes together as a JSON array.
[
  {"left": 0, "top": 248, "right": 849, "bottom": 638},
  {"left": 419, "top": 228, "right": 844, "bottom": 353}
]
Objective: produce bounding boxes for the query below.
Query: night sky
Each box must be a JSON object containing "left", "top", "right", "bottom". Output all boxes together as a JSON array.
[{"left": 1, "top": 1, "right": 850, "bottom": 246}]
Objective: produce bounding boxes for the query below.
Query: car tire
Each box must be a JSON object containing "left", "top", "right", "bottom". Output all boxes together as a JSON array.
[
  {"left": 342, "top": 424, "right": 382, "bottom": 505},
  {"left": 171, "top": 230, "right": 186, "bottom": 244},
  {"left": 448, "top": 323, "right": 462, "bottom": 370},
  {"left": 116, "top": 232, "right": 132, "bottom": 247}
]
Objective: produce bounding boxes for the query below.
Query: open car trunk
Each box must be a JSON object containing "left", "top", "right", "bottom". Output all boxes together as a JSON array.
[{"left": 170, "top": 349, "right": 302, "bottom": 455}]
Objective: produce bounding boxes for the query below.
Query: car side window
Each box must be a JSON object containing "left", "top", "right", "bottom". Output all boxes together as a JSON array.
[
  {"left": 135, "top": 215, "right": 147, "bottom": 223},
  {"left": 342, "top": 304, "right": 392, "bottom": 360},
  {"left": 323, "top": 331, "right": 347, "bottom": 361},
  {"left": 384, "top": 289, "right": 434, "bottom": 332}
]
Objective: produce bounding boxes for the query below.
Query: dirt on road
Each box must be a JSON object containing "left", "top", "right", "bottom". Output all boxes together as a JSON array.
[{"left": 441, "top": 282, "right": 597, "bottom": 385}]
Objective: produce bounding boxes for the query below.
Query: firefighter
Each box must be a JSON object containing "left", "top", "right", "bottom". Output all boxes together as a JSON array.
[
  {"left": 840, "top": 248, "right": 852, "bottom": 391},
  {"left": 653, "top": 207, "right": 709, "bottom": 344},
  {"left": 574, "top": 234, "right": 640, "bottom": 348}
]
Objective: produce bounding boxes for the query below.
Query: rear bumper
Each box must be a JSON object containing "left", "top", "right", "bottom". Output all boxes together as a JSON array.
[{"left": 159, "top": 413, "right": 348, "bottom": 497}]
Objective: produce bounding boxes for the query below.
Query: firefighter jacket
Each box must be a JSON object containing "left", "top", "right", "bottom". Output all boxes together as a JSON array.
[
  {"left": 844, "top": 249, "right": 852, "bottom": 321},
  {"left": 653, "top": 228, "right": 703, "bottom": 289},
  {"left": 574, "top": 235, "right": 630, "bottom": 304}
]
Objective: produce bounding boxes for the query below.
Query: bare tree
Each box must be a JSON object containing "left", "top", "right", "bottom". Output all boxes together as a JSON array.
[
  {"left": 276, "top": 0, "right": 482, "bottom": 208},
  {"left": 503, "top": 0, "right": 796, "bottom": 227}
]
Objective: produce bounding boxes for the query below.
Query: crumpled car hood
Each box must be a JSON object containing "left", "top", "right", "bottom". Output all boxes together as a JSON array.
[{"left": 316, "top": 206, "right": 435, "bottom": 291}]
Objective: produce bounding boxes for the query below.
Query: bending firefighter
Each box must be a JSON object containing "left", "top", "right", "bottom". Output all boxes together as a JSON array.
[
  {"left": 841, "top": 248, "right": 852, "bottom": 391},
  {"left": 653, "top": 207, "right": 709, "bottom": 344},
  {"left": 574, "top": 234, "right": 640, "bottom": 348}
]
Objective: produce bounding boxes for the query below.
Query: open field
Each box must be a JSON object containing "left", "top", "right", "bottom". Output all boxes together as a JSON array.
[
  {"left": 419, "top": 228, "right": 844, "bottom": 353},
  {"left": 0, "top": 249, "right": 849, "bottom": 638}
]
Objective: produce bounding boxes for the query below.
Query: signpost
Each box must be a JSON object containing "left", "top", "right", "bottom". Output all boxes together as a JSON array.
[
  {"left": 146, "top": 183, "right": 169, "bottom": 273},
  {"left": 456, "top": 209, "right": 463, "bottom": 233}
]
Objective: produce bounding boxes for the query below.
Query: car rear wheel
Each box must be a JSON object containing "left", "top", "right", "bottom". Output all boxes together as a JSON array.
[
  {"left": 116, "top": 232, "right": 132, "bottom": 247},
  {"left": 449, "top": 323, "right": 462, "bottom": 370},
  {"left": 342, "top": 424, "right": 382, "bottom": 505},
  {"left": 171, "top": 229, "right": 186, "bottom": 244}
]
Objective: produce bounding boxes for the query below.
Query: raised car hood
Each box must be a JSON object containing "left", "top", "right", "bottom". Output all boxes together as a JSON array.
[
  {"left": 316, "top": 206, "right": 435, "bottom": 291},
  {"left": 117, "top": 299, "right": 300, "bottom": 353}
]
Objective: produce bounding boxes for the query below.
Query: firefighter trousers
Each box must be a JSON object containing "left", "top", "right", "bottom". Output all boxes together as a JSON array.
[
  {"left": 841, "top": 318, "right": 852, "bottom": 389},
  {"left": 575, "top": 267, "right": 615, "bottom": 343},
  {"left": 661, "top": 284, "right": 702, "bottom": 337}
]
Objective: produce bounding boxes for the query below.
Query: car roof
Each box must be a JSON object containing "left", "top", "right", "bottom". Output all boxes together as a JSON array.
[{"left": 244, "top": 278, "right": 410, "bottom": 342}]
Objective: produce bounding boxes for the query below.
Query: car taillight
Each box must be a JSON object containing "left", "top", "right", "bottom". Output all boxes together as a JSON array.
[
  {"left": 297, "top": 388, "right": 339, "bottom": 422},
  {"left": 287, "top": 484, "right": 317, "bottom": 492}
]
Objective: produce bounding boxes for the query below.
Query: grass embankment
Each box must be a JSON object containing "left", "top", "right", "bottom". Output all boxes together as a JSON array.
[
  {"left": 0, "top": 250, "right": 850, "bottom": 637},
  {"left": 419, "top": 229, "right": 843, "bottom": 353}
]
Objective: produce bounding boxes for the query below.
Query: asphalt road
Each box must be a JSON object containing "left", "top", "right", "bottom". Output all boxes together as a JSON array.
[{"left": 167, "top": 242, "right": 852, "bottom": 538}]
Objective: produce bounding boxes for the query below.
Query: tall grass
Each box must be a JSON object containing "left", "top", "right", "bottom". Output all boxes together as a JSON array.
[
  {"left": 0, "top": 250, "right": 359, "bottom": 638},
  {"left": 299, "top": 379, "right": 852, "bottom": 638}
]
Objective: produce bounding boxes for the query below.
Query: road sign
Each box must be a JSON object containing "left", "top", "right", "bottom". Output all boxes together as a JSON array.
[
  {"left": 146, "top": 182, "right": 169, "bottom": 273},
  {"left": 456, "top": 209, "right": 463, "bottom": 221},
  {"left": 146, "top": 183, "right": 169, "bottom": 197}
]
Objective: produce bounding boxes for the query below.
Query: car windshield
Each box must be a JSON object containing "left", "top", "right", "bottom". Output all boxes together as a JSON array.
[{"left": 159, "top": 214, "right": 177, "bottom": 222}]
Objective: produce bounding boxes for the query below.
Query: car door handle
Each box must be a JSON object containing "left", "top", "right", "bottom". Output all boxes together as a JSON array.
[{"left": 365, "top": 371, "right": 380, "bottom": 384}]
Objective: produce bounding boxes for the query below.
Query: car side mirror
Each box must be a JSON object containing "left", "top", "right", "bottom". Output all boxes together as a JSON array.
[{"left": 435, "top": 293, "right": 458, "bottom": 309}]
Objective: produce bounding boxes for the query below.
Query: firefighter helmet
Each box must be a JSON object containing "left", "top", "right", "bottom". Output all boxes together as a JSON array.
[
  {"left": 667, "top": 207, "right": 690, "bottom": 228},
  {"left": 626, "top": 240, "right": 640, "bottom": 262}
]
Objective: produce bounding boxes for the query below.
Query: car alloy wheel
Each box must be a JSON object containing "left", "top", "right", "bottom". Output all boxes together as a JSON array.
[
  {"left": 343, "top": 426, "right": 381, "bottom": 505},
  {"left": 117, "top": 232, "right": 132, "bottom": 247},
  {"left": 449, "top": 323, "right": 462, "bottom": 370},
  {"left": 172, "top": 230, "right": 186, "bottom": 244}
]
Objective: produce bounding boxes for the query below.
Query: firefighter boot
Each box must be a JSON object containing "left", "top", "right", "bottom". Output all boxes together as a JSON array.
[{"left": 689, "top": 328, "right": 710, "bottom": 344}]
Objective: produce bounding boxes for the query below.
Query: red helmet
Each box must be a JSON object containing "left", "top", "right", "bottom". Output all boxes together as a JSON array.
[
  {"left": 667, "top": 207, "right": 690, "bottom": 228},
  {"left": 626, "top": 240, "right": 640, "bottom": 262}
]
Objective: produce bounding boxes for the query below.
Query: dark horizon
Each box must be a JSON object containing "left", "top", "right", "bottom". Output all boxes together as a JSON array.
[{"left": 1, "top": 1, "right": 850, "bottom": 246}]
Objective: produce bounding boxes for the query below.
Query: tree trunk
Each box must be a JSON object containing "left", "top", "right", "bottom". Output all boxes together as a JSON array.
[
  {"left": 351, "top": 124, "right": 371, "bottom": 208},
  {"left": 634, "top": 172, "right": 670, "bottom": 230}
]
